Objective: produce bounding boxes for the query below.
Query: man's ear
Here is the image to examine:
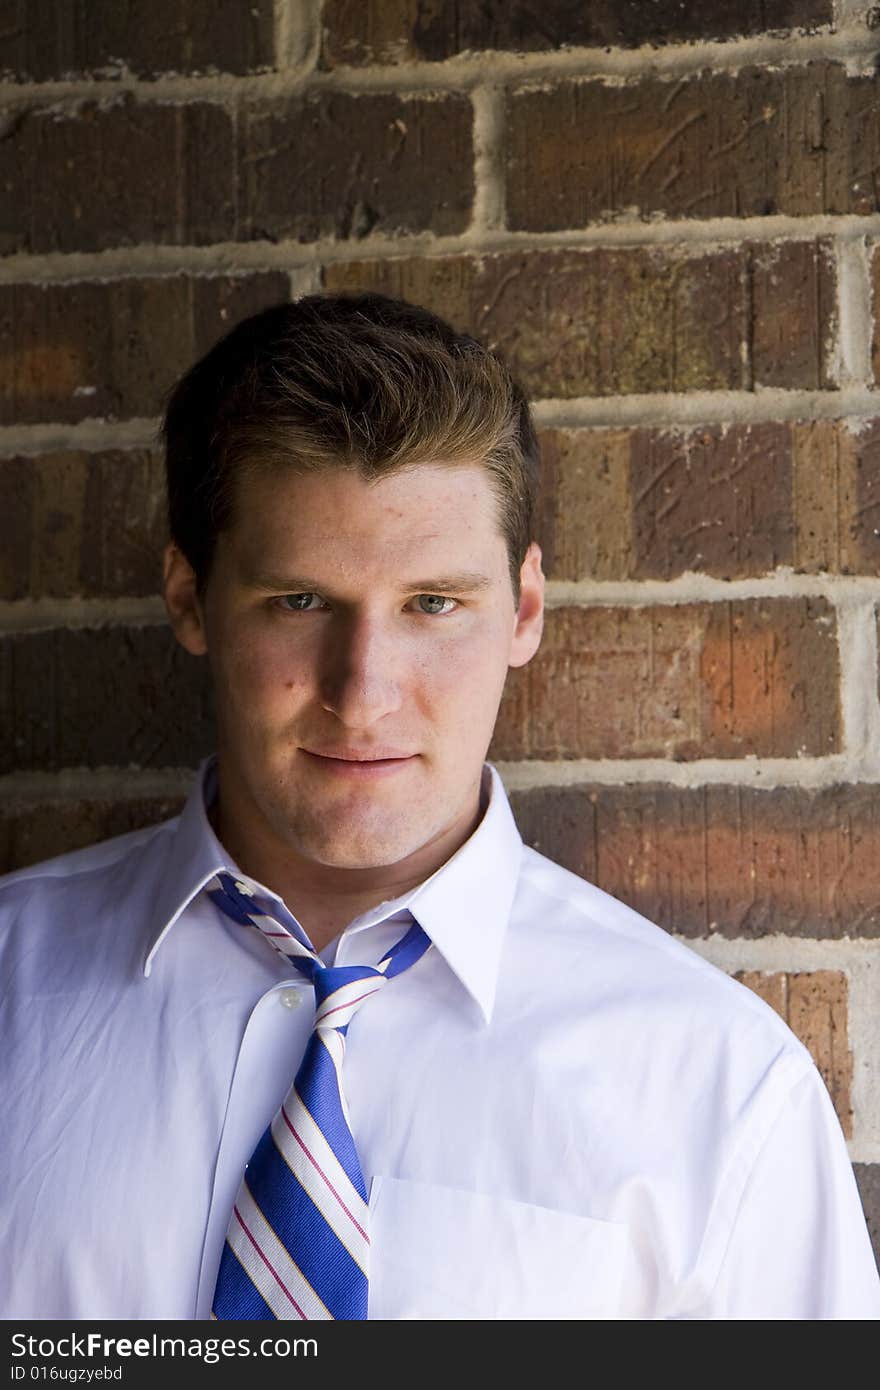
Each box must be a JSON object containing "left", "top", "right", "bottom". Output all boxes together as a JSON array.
[
  {"left": 163, "top": 543, "right": 208, "bottom": 656},
  {"left": 509, "top": 542, "right": 544, "bottom": 669}
]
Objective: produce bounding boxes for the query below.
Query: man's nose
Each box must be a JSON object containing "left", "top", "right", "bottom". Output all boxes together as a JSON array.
[{"left": 318, "top": 615, "right": 403, "bottom": 726}]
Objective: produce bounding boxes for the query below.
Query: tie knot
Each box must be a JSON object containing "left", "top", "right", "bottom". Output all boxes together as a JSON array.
[{"left": 313, "top": 964, "right": 387, "bottom": 1033}]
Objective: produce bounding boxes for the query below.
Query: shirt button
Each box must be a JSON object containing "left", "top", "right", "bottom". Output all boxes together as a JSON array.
[
  {"left": 279, "top": 988, "right": 303, "bottom": 1009},
  {"left": 234, "top": 880, "right": 254, "bottom": 896}
]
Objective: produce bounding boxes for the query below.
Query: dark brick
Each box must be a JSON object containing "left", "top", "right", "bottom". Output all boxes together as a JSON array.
[
  {"left": 0, "top": 97, "right": 235, "bottom": 256},
  {"left": 751, "top": 240, "right": 836, "bottom": 389},
  {"left": 0, "top": 272, "right": 289, "bottom": 425},
  {"left": 239, "top": 92, "right": 473, "bottom": 242},
  {"left": 873, "top": 244, "right": 880, "bottom": 385},
  {"left": 492, "top": 598, "right": 840, "bottom": 760},
  {"left": 854, "top": 1165, "right": 880, "bottom": 1272},
  {"left": 324, "top": 242, "right": 836, "bottom": 397},
  {"left": 0, "top": 449, "right": 166, "bottom": 600},
  {"left": 735, "top": 970, "right": 851, "bottom": 1134},
  {"left": 0, "top": 626, "right": 214, "bottom": 773},
  {"left": 509, "top": 783, "right": 880, "bottom": 939},
  {"left": 537, "top": 418, "right": 880, "bottom": 581},
  {"left": 537, "top": 423, "right": 795, "bottom": 581},
  {"left": 507, "top": 64, "right": 880, "bottom": 229},
  {"left": 0, "top": 0, "right": 276, "bottom": 81},
  {"left": 791, "top": 418, "right": 880, "bottom": 573},
  {"left": 322, "top": 0, "right": 831, "bottom": 66},
  {"left": 0, "top": 793, "right": 185, "bottom": 874}
]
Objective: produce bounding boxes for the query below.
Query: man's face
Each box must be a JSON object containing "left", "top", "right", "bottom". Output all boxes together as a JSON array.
[{"left": 165, "top": 461, "right": 543, "bottom": 874}]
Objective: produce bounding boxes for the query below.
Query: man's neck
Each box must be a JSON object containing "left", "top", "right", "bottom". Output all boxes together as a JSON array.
[{"left": 208, "top": 778, "right": 485, "bottom": 953}]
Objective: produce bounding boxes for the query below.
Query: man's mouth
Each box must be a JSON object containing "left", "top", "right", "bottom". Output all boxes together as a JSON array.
[{"left": 300, "top": 747, "right": 417, "bottom": 775}]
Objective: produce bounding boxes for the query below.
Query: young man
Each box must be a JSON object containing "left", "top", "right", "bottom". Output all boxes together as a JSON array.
[{"left": 1, "top": 293, "right": 878, "bottom": 1320}]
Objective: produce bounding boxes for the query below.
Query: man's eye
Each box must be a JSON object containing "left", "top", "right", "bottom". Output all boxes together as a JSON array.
[
  {"left": 413, "top": 594, "right": 456, "bottom": 616},
  {"left": 277, "top": 593, "right": 325, "bottom": 612}
]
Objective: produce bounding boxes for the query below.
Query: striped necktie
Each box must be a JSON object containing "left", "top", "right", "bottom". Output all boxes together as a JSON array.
[{"left": 207, "top": 871, "right": 432, "bottom": 1321}]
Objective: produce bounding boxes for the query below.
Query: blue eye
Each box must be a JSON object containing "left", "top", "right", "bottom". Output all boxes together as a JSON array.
[{"left": 415, "top": 595, "right": 455, "bottom": 615}]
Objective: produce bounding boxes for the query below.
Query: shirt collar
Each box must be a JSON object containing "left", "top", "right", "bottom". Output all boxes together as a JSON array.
[{"left": 144, "top": 758, "right": 522, "bottom": 1023}]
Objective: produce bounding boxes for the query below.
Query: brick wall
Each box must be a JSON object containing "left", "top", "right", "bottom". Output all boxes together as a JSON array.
[{"left": 1, "top": 1, "right": 878, "bottom": 1264}]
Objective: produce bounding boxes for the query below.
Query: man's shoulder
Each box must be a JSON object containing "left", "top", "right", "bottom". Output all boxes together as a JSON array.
[
  {"left": 514, "top": 843, "right": 810, "bottom": 1061},
  {"left": 0, "top": 815, "right": 181, "bottom": 919}
]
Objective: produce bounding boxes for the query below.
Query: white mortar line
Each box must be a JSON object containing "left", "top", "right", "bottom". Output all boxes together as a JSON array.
[
  {"left": 0, "top": 419, "right": 162, "bottom": 455},
  {"left": 836, "top": 595, "right": 880, "bottom": 761},
  {"left": 0, "top": 597, "right": 168, "bottom": 633},
  {"left": 542, "top": 571, "right": 880, "bottom": 605},
  {"left": 533, "top": 388, "right": 880, "bottom": 430},
  {"left": 676, "top": 933, "right": 880, "bottom": 1161},
  {"left": 2, "top": 20, "right": 878, "bottom": 106},
  {"left": 495, "top": 756, "right": 879, "bottom": 789},
  {"left": 2, "top": 215, "right": 878, "bottom": 286},
  {"left": 276, "top": 0, "right": 322, "bottom": 71},
  {"left": 471, "top": 85, "right": 506, "bottom": 234},
  {"left": 0, "top": 767, "right": 197, "bottom": 802},
  {"left": 834, "top": 236, "right": 875, "bottom": 387},
  {"left": 289, "top": 264, "right": 323, "bottom": 298}
]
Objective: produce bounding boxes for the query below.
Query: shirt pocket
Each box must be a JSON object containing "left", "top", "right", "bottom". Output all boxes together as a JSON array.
[{"left": 368, "top": 1175, "right": 627, "bottom": 1320}]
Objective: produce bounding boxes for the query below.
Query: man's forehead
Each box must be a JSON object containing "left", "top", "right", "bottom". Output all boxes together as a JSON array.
[{"left": 228, "top": 461, "right": 506, "bottom": 551}]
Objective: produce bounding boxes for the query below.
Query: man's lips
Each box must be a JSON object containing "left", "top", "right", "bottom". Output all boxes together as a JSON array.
[
  {"left": 302, "top": 746, "right": 415, "bottom": 761},
  {"left": 299, "top": 747, "right": 418, "bottom": 775}
]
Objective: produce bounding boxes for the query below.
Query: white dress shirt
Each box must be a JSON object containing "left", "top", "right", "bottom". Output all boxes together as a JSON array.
[{"left": 1, "top": 760, "right": 878, "bottom": 1320}]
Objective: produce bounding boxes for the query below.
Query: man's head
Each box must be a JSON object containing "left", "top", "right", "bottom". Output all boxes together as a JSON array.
[
  {"left": 163, "top": 292, "right": 538, "bottom": 598},
  {"left": 162, "top": 292, "right": 544, "bottom": 884}
]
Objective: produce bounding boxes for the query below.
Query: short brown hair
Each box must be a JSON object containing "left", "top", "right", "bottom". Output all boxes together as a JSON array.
[{"left": 162, "top": 292, "right": 539, "bottom": 595}]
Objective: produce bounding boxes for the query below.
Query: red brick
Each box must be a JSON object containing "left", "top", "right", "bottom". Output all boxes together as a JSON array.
[
  {"left": 321, "top": 0, "right": 831, "bottom": 66},
  {"left": 324, "top": 242, "right": 836, "bottom": 397},
  {"left": 537, "top": 423, "right": 794, "bottom": 581},
  {"left": 791, "top": 418, "right": 880, "bottom": 573},
  {"left": 507, "top": 64, "right": 880, "bottom": 229},
  {"left": 0, "top": 97, "right": 235, "bottom": 256},
  {"left": 0, "top": 272, "right": 289, "bottom": 425},
  {"left": 0, "top": 626, "right": 214, "bottom": 773},
  {"left": 751, "top": 240, "right": 836, "bottom": 389},
  {"left": 0, "top": 0, "right": 276, "bottom": 81},
  {"left": 492, "top": 598, "right": 839, "bottom": 760},
  {"left": 537, "top": 418, "right": 880, "bottom": 581},
  {"left": 509, "top": 783, "right": 880, "bottom": 938},
  {"left": 735, "top": 970, "right": 852, "bottom": 1134},
  {"left": 0, "top": 449, "right": 166, "bottom": 600},
  {"left": 0, "top": 793, "right": 185, "bottom": 874},
  {"left": 239, "top": 92, "right": 473, "bottom": 242}
]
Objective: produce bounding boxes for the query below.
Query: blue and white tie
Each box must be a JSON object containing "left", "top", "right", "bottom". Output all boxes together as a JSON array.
[{"left": 207, "top": 871, "right": 431, "bottom": 1320}]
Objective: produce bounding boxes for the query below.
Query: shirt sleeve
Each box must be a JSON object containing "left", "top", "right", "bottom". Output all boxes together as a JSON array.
[{"left": 685, "top": 1066, "right": 880, "bottom": 1319}]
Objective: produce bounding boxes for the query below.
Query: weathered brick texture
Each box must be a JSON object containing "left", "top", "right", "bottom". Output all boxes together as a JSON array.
[
  {"left": 0, "top": 0, "right": 276, "bottom": 81},
  {"left": 0, "top": 92, "right": 474, "bottom": 256},
  {"left": 735, "top": 969, "right": 852, "bottom": 1135},
  {"left": 510, "top": 783, "right": 880, "bottom": 939},
  {"left": 0, "top": 627, "right": 214, "bottom": 774},
  {"left": 507, "top": 65, "right": 880, "bottom": 229},
  {"left": 325, "top": 242, "right": 837, "bottom": 396},
  {"left": 873, "top": 243, "right": 880, "bottom": 384},
  {"left": 855, "top": 1166, "right": 880, "bottom": 1269},
  {"left": 537, "top": 419, "right": 880, "bottom": 581},
  {"left": 492, "top": 598, "right": 840, "bottom": 760},
  {"left": 321, "top": 0, "right": 832, "bottom": 66},
  {"left": 0, "top": 450, "right": 165, "bottom": 600},
  {"left": 0, "top": 273, "right": 289, "bottom": 425},
  {"left": 0, "top": 99, "right": 237, "bottom": 256},
  {"left": 0, "top": 794, "right": 185, "bottom": 875}
]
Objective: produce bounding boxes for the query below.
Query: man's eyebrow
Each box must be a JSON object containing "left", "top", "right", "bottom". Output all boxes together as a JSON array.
[{"left": 244, "top": 570, "right": 493, "bottom": 594}]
